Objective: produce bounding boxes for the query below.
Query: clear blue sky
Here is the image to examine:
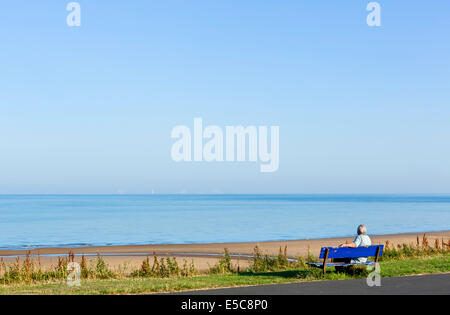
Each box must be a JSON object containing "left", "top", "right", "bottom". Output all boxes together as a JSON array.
[{"left": 1, "top": 1, "right": 449, "bottom": 194}]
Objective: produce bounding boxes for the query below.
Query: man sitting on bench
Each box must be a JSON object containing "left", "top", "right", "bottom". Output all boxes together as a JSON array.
[
  {"left": 306, "top": 224, "right": 382, "bottom": 275},
  {"left": 338, "top": 224, "right": 372, "bottom": 264}
]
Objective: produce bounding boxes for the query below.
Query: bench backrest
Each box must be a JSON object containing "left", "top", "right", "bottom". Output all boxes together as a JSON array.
[{"left": 319, "top": 245, "right": 384, "bottom": 259}]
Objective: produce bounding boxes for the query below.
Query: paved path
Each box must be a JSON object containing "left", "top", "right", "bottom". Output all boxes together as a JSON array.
[{"left": 175, "top": 273, "right": 450, "bottom": 295}]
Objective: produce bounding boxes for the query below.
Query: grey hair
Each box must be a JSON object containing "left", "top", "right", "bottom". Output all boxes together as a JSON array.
[{"left": 357, "top": 225, "right": 367, "bottom": 235}]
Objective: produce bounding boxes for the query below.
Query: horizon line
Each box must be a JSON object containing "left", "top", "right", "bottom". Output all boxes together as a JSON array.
[{"left": 1, "top": 193, "right": 450, "bottom": 196}]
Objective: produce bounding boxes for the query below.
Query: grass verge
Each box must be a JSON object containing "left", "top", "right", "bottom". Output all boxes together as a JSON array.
[{"left": 0, "top": 254, "right": 448, "bottom": 295}]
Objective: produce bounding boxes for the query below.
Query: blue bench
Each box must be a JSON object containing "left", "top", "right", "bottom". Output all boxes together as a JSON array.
[{"left": 306, "top": 245, "right": 384, "bottom": 275}]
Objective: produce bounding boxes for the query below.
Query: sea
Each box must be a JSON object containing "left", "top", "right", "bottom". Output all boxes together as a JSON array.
[{"left": 0, "top": 194, "right": 449, "bottom": 250}]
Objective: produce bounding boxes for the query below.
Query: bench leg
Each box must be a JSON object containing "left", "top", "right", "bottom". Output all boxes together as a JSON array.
[
  {"left": 323, "top": 248, "right": 329, "bottom": 276},
  {"left": 374, "top": 246, "right": 381, "bottom": 272}
]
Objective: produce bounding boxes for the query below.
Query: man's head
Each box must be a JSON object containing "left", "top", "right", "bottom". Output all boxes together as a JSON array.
[{"left": 357, "top": 224, "right": 367, "bottom": 235}]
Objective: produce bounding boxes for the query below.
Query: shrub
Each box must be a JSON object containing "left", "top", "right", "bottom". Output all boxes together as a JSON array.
[{"left": 209, "top": 249, "right": 234, "bottom": 274}]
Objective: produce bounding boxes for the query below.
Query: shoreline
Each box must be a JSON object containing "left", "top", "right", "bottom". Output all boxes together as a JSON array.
[
  {"left": 1, "top": 230, "right": 448, "bottom": 272},
  {"left": 2, "top": 230, "right": 449, "bottom": 257}
]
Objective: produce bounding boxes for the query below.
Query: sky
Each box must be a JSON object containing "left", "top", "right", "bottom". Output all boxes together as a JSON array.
[{"left": 0, "top": 1, "right": 449, "bottom": 194}]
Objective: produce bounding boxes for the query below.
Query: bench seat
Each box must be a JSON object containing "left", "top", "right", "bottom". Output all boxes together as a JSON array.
[
  {"left": 307, "top": 245, "right": 384, "bottom": 275},
  {"left": 306, "top": 261, "right": 375, "bottom": 268}
]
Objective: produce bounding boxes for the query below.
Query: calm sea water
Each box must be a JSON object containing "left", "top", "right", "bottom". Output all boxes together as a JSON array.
[{"left": 0, "top": 194, "right": 449, "bottom": 250}]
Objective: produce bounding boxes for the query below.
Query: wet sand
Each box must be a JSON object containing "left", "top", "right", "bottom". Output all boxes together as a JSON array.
[{"left": 1, "top": 230, "right": 449, "bottom": 272}]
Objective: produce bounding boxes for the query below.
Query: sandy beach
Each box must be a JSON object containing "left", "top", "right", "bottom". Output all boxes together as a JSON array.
[{"left": 1, "top": 230, "right": 449, "bottom": 272}]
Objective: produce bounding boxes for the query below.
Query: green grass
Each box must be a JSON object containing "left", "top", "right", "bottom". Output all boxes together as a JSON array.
[
  {"left": 379, "top": 255, "right": 450, "bottom": 277},
  {"left": 1, "top": 254, "right": 448, "bottom": 295},
  {"left": 1, "top": 236, "right": 448, "bottom": 295}
]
